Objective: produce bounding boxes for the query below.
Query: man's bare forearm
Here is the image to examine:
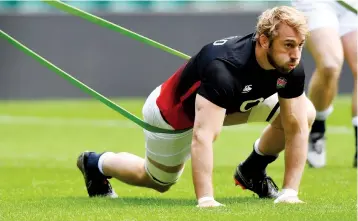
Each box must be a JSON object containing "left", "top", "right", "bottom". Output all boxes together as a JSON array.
[
  {"left": 283, "top": 131, "right": 308, "bottom": 191},
  {"left": 191, "top": 134, "right": 214, "bottom": 200}
]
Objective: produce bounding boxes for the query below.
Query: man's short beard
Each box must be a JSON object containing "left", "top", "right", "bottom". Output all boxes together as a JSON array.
[
  {"left": 267, "top": 45, "right": 291, "bottom": 74},
  {"left": 266, "top": 38, "right": 291, "bottom": 74}
]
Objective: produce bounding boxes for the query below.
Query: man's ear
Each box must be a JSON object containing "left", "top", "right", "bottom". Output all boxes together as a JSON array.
[{"left": 259, "top": 34, "right": 270, "bottom": 49}]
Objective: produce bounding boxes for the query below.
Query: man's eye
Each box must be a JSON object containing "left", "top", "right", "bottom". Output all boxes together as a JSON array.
[{"left": 285, "top": 43, "right": 294, "bottom": 48}]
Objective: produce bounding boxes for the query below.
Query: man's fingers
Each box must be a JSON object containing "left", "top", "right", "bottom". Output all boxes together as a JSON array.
[
  {"left": 274, "top": 196, "right": 305, "bottom": 204},
  {"left": 196, "top": 199, "right": 225, "bottom": 208}
]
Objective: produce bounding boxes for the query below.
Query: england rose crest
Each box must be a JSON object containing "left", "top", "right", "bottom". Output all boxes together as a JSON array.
[{"left": 276, "top": 77, "right": 287, "bottom": 89}]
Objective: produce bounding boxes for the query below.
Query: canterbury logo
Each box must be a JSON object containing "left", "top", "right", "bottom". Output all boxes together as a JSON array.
[{"left": 242, "top": 85, "right": 252, "bottom": 93}]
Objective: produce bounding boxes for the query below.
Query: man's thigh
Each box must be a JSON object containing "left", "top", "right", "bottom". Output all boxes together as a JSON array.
[{"left": 292, "top": 0, "right": 340, "bottom": 32}]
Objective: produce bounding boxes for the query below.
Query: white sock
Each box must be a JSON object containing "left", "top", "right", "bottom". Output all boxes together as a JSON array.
[
  {"left": 316, "top": 106, "right": 334, "bottom": 121},
  {"left": 98, "top": 152, "right": 115, "bottom": 175},
  {"left": 352, "top": 116, "right": 358, "bottom": 127},
  {"left": 254, "top": 139, "right": 264, "bottom": 156},
  {"left": 254, "top": 138, "right": 279, "bottom": 157}
]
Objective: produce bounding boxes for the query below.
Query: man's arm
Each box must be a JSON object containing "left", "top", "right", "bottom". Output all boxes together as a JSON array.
[
  {"left": 278, "top": 93, "right": 309, "bottom": 192},
  {"left": 191, "top": 59, "right": 237, "bottom": 207},
  {"left": 191, "top": 94, "right": 226, "bottom": 207}
]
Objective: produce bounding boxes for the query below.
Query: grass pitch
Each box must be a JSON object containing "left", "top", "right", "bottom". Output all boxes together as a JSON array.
[{"left": 0, "top": 96, "right": 356, "bottom": 221}]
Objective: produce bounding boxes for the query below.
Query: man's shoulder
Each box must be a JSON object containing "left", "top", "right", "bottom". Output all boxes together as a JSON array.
[
  {"left": 219, "top": 32, "right": 256, "bottom": 68},
  {"left": 198, "top": 32, "right": 255, "bottom": 62}
]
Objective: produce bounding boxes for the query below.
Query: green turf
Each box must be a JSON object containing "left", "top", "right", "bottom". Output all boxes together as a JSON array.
[{"left": 0, "top": 96, "right": 356, "bottom": 221}]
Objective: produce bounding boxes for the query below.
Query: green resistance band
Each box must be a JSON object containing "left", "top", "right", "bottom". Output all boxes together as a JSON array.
[
  {"left": 42, "top": 0, "right": 192, "bottom": 60},
  {"left": 0, "top": 30, "right": 189, "bottom": 134},
  {"left": 337, "top": 0, "right": 357, "bottom": 14}
]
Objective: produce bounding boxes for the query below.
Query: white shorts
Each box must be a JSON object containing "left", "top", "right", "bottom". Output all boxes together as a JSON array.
[
  {"left": 292, "top": 0, "right": 357, "bottom": 36},
  {"left": 142, "top": 85, "right": 193, "bottom": 185},
  {"left": 142, "top": 85, "right": 280, "bottom": 185}
]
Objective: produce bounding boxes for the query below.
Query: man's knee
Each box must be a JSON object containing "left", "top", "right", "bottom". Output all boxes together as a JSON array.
[
  {"left": 306, "top": 98, "right": 317, "bottom": 128},
  {"left": 316, "top": 58, "right": 344, "bottom": 81},
  {"left": 153, "top": 184, "right": 172, "bottom": 193},
  {"left": 307, "top": 29, "right": 344, "bottom": 80},
  {"left": 144, "top": 157, "right": 185, "bottom": 193},
  {"left": 141, "top": 171, "right": 173, "bottom": 193}
]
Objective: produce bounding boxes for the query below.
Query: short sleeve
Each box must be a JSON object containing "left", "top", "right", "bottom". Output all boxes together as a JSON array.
[
  {"left": 277, "top": 63, "right": 305, "bottom": 99},
  {"left": 197, "top": 60, "right": 240, "bottom": 109}
]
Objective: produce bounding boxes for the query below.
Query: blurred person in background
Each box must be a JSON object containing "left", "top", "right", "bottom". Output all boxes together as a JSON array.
[{"left": 291, "top": 0, "right": 358, "bottom": 168}]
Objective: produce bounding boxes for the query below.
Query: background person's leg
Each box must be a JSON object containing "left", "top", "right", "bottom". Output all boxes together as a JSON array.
[
  {"left": 341, "top": 29, "right": 358, "bottom": 167},
  {"left": 292, "top": 0, "right": 344, "bottom": 168},
  {"left": 306, "top": 29, "right": 344, "bottom": 167},
  {"left": 306, "top": 28, "right": 344, "bottom": 114}
]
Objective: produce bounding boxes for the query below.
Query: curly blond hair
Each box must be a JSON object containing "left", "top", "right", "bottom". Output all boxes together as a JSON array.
[{"left": 255, "top": 6, "right": 308, "bottom": 41}]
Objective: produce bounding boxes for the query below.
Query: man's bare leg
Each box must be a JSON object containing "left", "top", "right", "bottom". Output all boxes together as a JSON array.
[
  {"left": 305, "top": 27, "right": 344, "bottom": 168},
  {"left": 77, "top": 151, "right": 184, "bottom": 197},
  {"left": 259, "top": 97, "right": 315, "bottom": 203},
  {"left": 234, "top": 96, "right": 315, "bottom": 199},
  {"left": 100, "top": 152, "right": 177, "bottom": 192},
  {"left": 341, "top": 30, "right": 358, "bottom": 167},
  {"left": 307, "top": 28, "right": 344, "bottom": 111}
]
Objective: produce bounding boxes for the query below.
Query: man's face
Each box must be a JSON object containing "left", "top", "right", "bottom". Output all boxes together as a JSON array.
[{"left": 266, "top": 23, "right": 305, "bottom": 74}]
